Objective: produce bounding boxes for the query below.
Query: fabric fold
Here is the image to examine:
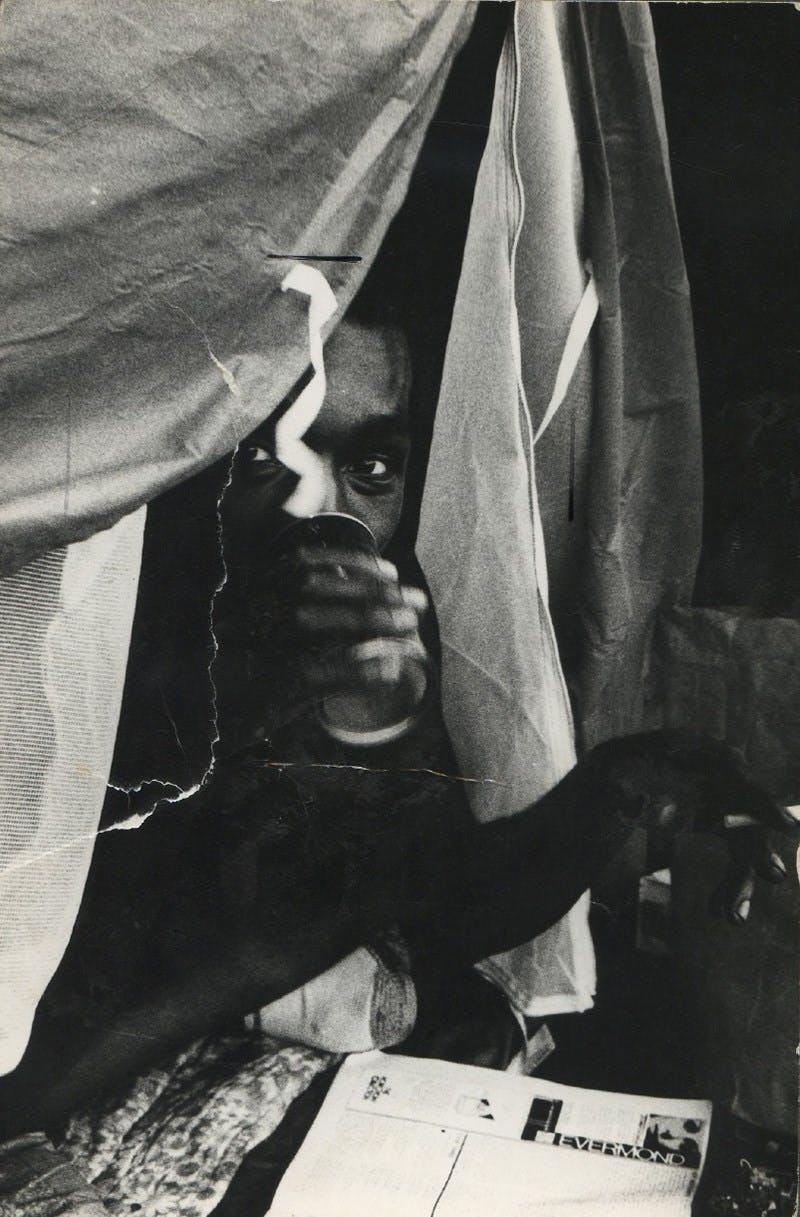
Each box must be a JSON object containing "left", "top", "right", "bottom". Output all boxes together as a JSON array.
[
  {"left": 0, "top": 0, "right": 476, "bottom": 575},
  {"left": 417, "top": 1, "right": 701, "bottom": 1014},
  {"left": 0, "top": 510, "right": 145, "bottom": 1075}
]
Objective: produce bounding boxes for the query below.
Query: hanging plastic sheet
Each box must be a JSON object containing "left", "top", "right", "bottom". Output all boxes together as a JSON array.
[
  {"left": 0, "top": 0, "right": 476, "bottom": 576},
  {"left": 552, "top": 4, "right": 703, "bottom": 749},
  {"left": 417, "top": 3, "right": 701, "bottom": 1014},
  {"left": 0, "top": 0, "right": 476, "bottom": 1074},
  {"left": 0, "top": 509, "right": 145, "bottom": 1077}
]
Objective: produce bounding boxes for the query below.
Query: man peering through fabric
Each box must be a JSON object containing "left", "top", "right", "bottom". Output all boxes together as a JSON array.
[
  {"left": 210, "top": 302, "right": 463, "bottom": 1053},
  {"left": 0, "top": 296, "right": 795, "bottom": 1138}
]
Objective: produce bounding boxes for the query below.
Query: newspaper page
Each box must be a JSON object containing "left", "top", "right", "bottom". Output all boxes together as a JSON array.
[{"left": 268, "top": 1052, "right": 712, "bottom": 1217}]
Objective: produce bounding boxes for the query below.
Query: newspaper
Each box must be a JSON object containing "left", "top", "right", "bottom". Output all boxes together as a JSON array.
[{"left": 267, "top": 1051, "right": 712, "bottom": 1217}]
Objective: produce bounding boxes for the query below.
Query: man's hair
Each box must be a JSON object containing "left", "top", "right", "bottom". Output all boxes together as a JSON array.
[
  {"left": 345, "top": 266, "right": 407, "bottom": 336},
  {"left": 340, "top": 274, "right": 412, "bottom": 414}
]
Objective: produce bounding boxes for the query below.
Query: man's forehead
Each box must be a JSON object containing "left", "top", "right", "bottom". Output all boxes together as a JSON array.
[
  {"left": 324, "top": 317, "right": 410, "bottom": 414},
  {"left": 247, "top": 317, "right": 409, "bottom": 447}
]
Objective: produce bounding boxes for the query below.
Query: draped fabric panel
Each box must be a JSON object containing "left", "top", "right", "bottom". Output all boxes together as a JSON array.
[
  {"left": 0, "top": 509, "right": 145, "bottom": 1076},
  {"left": 0, "top": 0, "right": 701, "bottom": 1060},
  {"left": 0, "top": 0, "right": 476, "bottom": 576},
  {"left": 0, "top": 0, "right": 476, "bottom": 1073},
  {"left": 556, "top": 3, "right": 703, "bottom": 748},
  {"left": 417, "top": 3, "right": 701, "bottom": 1014},
  {"left": 418, "top": 6, "right": 595, "bottom": 1018}
]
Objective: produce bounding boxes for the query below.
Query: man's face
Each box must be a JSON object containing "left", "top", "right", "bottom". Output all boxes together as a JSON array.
[{"left": 223, "top": 318, "right": 410, "bottom": 569}]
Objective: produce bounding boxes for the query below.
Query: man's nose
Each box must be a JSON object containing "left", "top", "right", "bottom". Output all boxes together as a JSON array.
[{"left": 317, "top": 462, "right": 347, "bottom": 515}]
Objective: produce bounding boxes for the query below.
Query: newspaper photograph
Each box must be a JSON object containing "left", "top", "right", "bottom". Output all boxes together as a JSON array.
[{"left": 0, "top": 2, "right": 797, "bottom": 1216}]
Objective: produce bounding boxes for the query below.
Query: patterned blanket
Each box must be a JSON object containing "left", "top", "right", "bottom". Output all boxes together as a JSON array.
[{"left": 59, "top": 1033, "right": 336, "bottom": 1217}]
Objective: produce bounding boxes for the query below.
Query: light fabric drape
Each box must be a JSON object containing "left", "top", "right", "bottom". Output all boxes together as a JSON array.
[
  {"left": 0, "top": 0, "right": 476, "bottom": 1072},
  {"left": 418, "top": 5, "right": 595, "bottom": 1017},
  {"left": 0, "top": 0, "right": 701, "bottom": 1052},
  {"left": 0, "top": 0, "right": 476, "bottom": 576},
  {"left": 0, "top": 509, "right": 145, "bottom": 1075},
  {"left": 417, "top": 3, "right": 701, "bottom": 1015}
]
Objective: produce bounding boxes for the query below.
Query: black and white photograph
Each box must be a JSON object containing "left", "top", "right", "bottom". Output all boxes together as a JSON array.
[{"left": 0, "top": 2, "right": 797, "bottom": 1214}]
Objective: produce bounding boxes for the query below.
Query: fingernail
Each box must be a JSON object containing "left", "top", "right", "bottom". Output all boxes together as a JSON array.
[
  {"left": 401, "top": 587, "right": 428, "bottom": 611},
  {"left": 723, "top": 814, "right": 759, "bottom": 830},
  {"left": 769, "top": 855, "right": 787, "bottom": 879},
  {"left": 734, "top": 899, "right": 751, "bottom": 924},
  {"left": 657, "top": 802, "right": 678, "bottom": 828}
]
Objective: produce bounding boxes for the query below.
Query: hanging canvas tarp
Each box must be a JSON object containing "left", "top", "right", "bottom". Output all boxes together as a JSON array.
[
  {"left": 0, "top": 0, "right": 477, "bottom": 1074},
  {"left": 556, "top": 3, "right": 703, "bottom": 749},
  {"left": 417, "top": 3, "right": 701, "bottom": 1014},
  {"left": 0, "top": 509, "right": 145, "bottom": 1076},
  {"left": 0, "top": 0, "right": 476, "bottom": 576},
  {"left": 0, "top": 0, "right": 702, "bottom": 1067}
]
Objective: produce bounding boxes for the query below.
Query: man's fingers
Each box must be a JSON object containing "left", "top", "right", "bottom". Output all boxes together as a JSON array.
[
  {"left": 703, "top": 814, "right": 791, "bottom": 926},
  {"left": 723, "top": 820, "right": 787, "bottom": 885},
  {"left": 736, "top": 782, "right": 800, "bottom": 834},
  {"left": 263, "top": 547, "right": 430, "bottom": 642},
  {"left": 296, "top": 603, "right": 420, "bottom": 639},
  {"left": 344, "top": 638, "right": 427, "bottom": 690},
  {"left": 301, "top": 568, "right": 427, "bottom": 613},
  {"left": 295, "top": 547, "right": 398, "bottom": 581},
  {"left": 307, "top": 640, "right": 405, "bottom": 690},
  {"left": 303, "top": 569, "right": 402, "bottom": 604},
  {"left": 301, "top": 649, "right": 368, "bottom": 694},
  {"left": 764, "top": 849, "right": 788, "bottom": 882},
  {"left": 646, "top": 732, "right": 792, "bottom": 836},
  {"left": 301, "top": 637, "right": 428, "bottom": 694},
  {"left": 696, "top": 768, "right": 795, "bottom": 837},
  {"left": 266, "top": 547, "right": 396, "bottom": 601},
  {"left": 398, "top": 586, "right": 428, "bottom": 613},
  {"left": 710, "top": 862, "right": 756, "bottom": 925},
  {"left": 717, "top": 791, "right": 799, "bottom": 837},
  {"left": 730, "top": 871, "right": 756, "bottom": 925}
]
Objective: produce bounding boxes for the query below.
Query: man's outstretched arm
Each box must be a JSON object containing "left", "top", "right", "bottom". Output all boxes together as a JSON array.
[{"left": 0, "top": 730, "right": 792, "bottom": 1137}]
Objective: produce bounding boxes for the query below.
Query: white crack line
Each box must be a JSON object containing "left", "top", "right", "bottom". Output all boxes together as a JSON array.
[
  {"left": 274, "top": 264, "right": 337, "bottom": 517},
  {"left": 105, "top": 445, "right": 238, "bottom": 830},
  {"left": 105, "top": 264, "right": 337, "bottom": 826}
]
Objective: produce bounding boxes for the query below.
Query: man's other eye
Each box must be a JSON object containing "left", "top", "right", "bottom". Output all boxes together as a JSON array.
[
  {"left": 240, "top": 445, "right": 285, "bottom": 474},
  {"left": 245, "top": 445, "right": 275, "bottom": 463},
  {"left": 346, "top": 456, "right": 396, "bottom": 486}
]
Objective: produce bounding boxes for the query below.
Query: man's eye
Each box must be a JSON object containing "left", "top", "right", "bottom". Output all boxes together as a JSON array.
[
  {"left": 240, "top": 445, "right": 285, "bottom": 474},
  {"left": 350, "top": 457, "right": 390, "bottom": 480},
  {"left": 345, "top": 456, "right": 399, "bottom": 492},
  {"left": 245, "top": 445, "right": 274, "bottom": 463}
]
